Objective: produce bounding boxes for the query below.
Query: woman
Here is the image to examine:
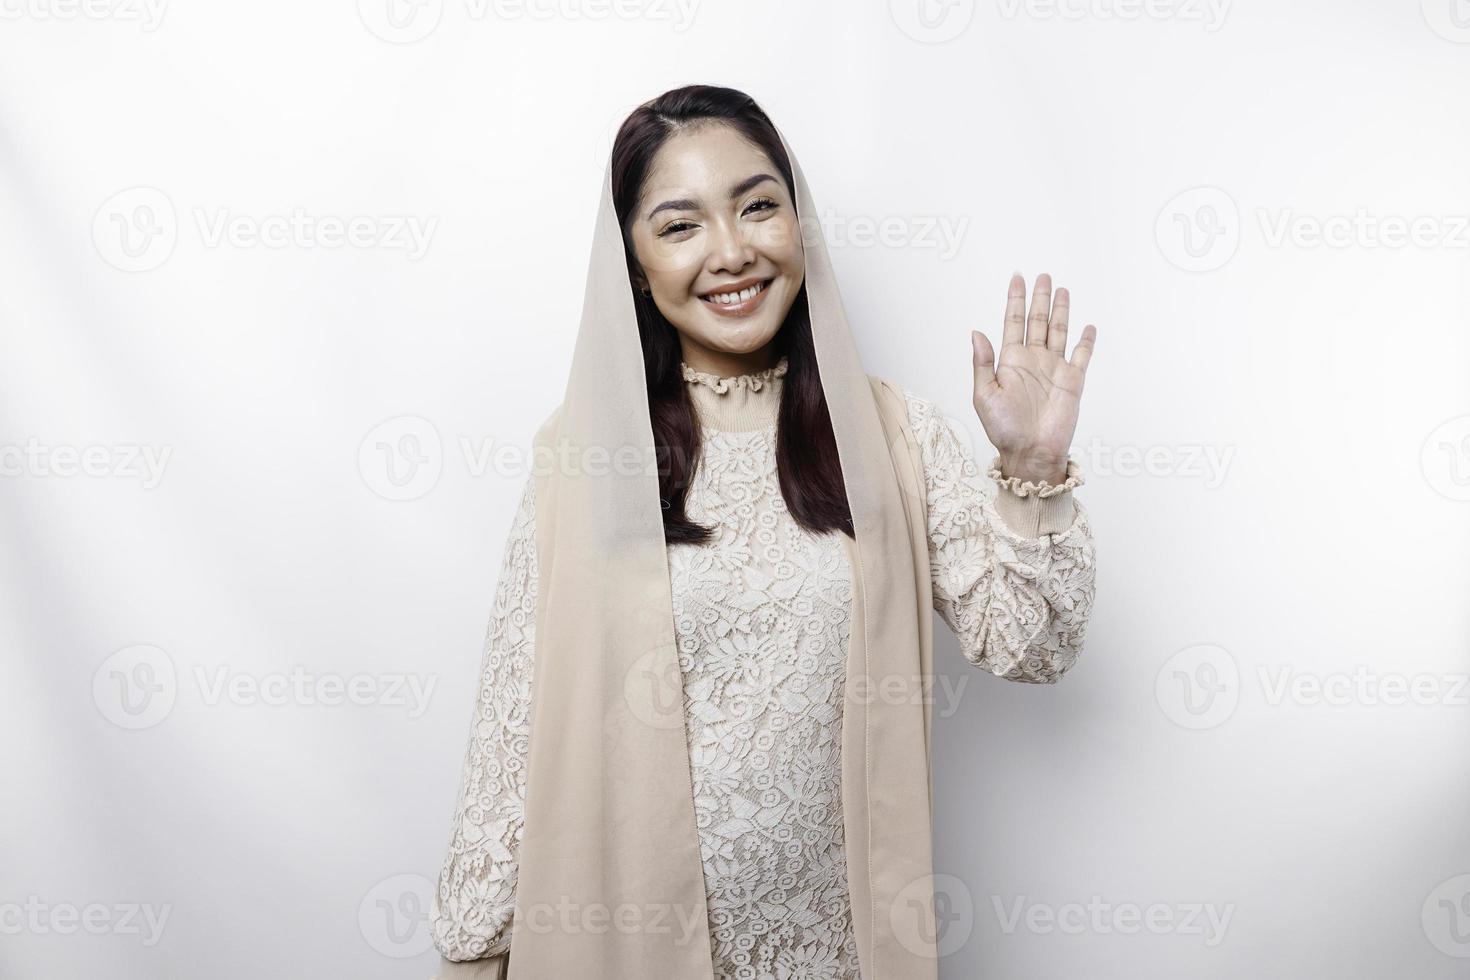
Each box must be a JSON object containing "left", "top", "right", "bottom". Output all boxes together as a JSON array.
[{"left": 430, "top": 84, "right": 1098, "bottom": 980}]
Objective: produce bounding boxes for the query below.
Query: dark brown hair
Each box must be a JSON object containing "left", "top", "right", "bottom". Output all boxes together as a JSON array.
[{"left": 611, "top": 84, "right": 853, "bottom": 544}]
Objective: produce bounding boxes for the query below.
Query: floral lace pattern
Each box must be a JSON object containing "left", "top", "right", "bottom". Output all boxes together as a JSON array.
[
  {"left": 430, "top": 383, "right": 1098, "bottom": 975},
  {"left": 669, "top": 421, "right": 861, "bottom": 980},
  {"left": 431, "top": 474, "right": 537, "bottom": 962},
  {"left": 906, "top": 392, "right": 1095, "bottom": 682}
]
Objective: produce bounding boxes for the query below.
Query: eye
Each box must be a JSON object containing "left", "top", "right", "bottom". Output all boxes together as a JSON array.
[
  {"left": 657, "top": 220, "right": 697, "bottom": 239},
  {"left": 744, "top": 196, "right": 777, "bottom": 215}
]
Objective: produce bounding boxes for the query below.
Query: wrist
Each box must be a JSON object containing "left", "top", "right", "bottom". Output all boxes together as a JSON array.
[{"left": 996, "top": 448, "right": 1068, "bottom": 485}]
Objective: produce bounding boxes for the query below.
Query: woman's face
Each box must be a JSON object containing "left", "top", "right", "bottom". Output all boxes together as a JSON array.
[{"left": 627, "top": 122, "right": 805, "bottom": 369}]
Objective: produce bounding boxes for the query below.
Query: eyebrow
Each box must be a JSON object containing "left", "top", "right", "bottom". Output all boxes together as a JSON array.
[{"left": 645, "top": 173, "right": 779, "bottom": 221}]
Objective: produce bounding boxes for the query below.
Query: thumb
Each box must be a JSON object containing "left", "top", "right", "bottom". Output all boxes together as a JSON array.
[{"left": 971, "top": 330, "right": 999, "bottom": 403}]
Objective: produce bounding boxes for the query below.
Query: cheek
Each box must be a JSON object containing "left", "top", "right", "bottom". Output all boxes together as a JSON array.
[
  {"left": 750, "top": 217, "right": 804, "bottom": 269},
  {"left": 638, "top": 249, "right": 704, "bottom": 300},
  {"left": 652, "top": 267, "right": 708, "bottom": 310},
  {"left": 634, "top": 229, "right": 700, "bottom": 283},
  {"left": 670, "top": 266, "right": 706, "bottom": 302}
]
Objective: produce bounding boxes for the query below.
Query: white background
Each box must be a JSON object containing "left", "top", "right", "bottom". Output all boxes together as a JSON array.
[{"left": 3, "top": 1, "right": 1469, "bottom": 977}]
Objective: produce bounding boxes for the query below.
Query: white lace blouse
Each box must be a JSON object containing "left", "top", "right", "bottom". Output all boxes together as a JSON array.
[{"left": 431, "top": 356, "right": 1097, "bottom": 979}]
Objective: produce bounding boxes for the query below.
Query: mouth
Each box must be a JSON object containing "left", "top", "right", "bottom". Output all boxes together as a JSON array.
[{"left": 698, "top": 277, "right": 774, "bottom": 318}]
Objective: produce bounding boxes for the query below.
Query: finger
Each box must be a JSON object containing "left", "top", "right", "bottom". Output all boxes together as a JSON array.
[
  {"left": 1069, "top": 324, "right": 1097, "bottom": 372},
  {"left": 972, "top": 329, "right": 999, "bottom": 400},
  {"left": 1002, "top": 272, "right": 1026, "bottom": 347},
  {"left": 1047, "top": 286, "right": 1070, "bottom": 355},
  {"left": 1027, "top": 272, "right": 1052, "bottom": 347}
]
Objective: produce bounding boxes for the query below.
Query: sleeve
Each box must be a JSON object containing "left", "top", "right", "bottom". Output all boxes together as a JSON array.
[
  {"left": 430, "top": 473, "right": 538, "bottom": 965},
  {"left": 902, "top": 388, "right": 1097, "bottom": 684}
]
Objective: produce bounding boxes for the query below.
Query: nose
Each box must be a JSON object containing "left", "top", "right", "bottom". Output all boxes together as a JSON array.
[{"left": 706, "top": 215, "right": 754, "bottom": 275}]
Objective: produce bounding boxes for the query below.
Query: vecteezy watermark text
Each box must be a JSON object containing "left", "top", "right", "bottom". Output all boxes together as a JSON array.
[
  {"left": 0, "top": 0, "right": 168, "bottom": 29},
  {"left": 93, "top": 187, "right": 437, "bottom": 272},
  {"left": 992, "top": 895, "right": 1235, "bottom": 946},
  {"left": 994, "top": 0, "right": 1229, "bottom": 31},
  {"left": 357, "top": 0, "right": 701, "bottom": 44},
  {"left": 1, "top": 438, "right": 172, "bottom": 488},
  {"left": 93, "top": 645, "right": 439, "bottom": 729},
  {"left": 0, "top": 898, "right": 171, "bottom": 947}
]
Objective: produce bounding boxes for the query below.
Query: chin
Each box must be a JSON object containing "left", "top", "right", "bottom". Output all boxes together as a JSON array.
[
  {"left": 701, "top": 321, "right": 781, "bottom": 352},
  {"left": 700, "top": 300, "right": 792, "bottom": 343}
]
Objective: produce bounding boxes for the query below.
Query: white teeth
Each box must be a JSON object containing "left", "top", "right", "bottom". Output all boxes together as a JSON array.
[{"left": 707, "top": 281, "right": 765, "bottom": 305}]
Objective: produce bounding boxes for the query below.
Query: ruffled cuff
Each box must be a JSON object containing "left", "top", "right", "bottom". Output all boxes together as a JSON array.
[{"left": 986, "top": 455, "right": 1084, "bottom": 538}]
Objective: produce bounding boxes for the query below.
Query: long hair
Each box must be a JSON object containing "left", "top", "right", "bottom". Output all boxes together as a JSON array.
[{"left": 610, "top": 84, "right": 854, "bottom": 544}]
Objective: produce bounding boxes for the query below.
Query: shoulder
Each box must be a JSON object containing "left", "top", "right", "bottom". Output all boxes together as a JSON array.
[
  {"left": 864, "top": 374, "right": 951, "bottom": 443},
  {"left": 534, "top": 402, "right": 563, "bottom": 444},
  {"left": 865, "top": 374, "right": 932, "bottom": 419}
]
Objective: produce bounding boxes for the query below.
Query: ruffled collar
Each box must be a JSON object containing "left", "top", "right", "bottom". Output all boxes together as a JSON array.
[
  {"left": 680, "top": 356, "right": 789, "bottom": 394},
  {"left": 680, "top": 355, "right": 787, "bottom": 433}
]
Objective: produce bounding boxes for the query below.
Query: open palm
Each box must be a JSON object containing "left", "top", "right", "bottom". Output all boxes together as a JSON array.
[{"left": 971, "top": 272, "right": 1097, "bottom": 485}]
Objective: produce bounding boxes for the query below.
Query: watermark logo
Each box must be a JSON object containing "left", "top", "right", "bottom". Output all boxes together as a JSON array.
[
  {"left": 1424, "top": 873, "right": 1470, "bottom": 957},
  {"left": 92, "top": 186, "right": 177, "bottom": 273},
  {"left": 621, "top": 601, "right": 688, "bottom": 730},
  {"left": 623, "top": 645, "right": 686, "bottom": 731},
  {"left": 1421, "top": 0, "right": 1470, "bottom": 42},
  {"left": 1155, "top": 643, "right": 1239, "bottom": 730},
  {"left": 92, "top": 644, "right": 178, "bottom": 730},
  {"left": 360, "top": 873, "right": 434, "bottom": 957},
  {"left": 359, "top": 416, "right": 444, "bottom": 502},
  {"left": 357, "top": 0, "right": 444, "bottom": 42},
  {"left": 892, "top": 873, "right": 975, "bottom": 957},
  {"left": 1421, "top": 415, "right": 1470, "bottom": 502},
  {"left": 1155, "top": 186, "right": 1240, "bottom": 272},
  {"left": 890, "top": 0, "right": 976, "bottom": 43}
]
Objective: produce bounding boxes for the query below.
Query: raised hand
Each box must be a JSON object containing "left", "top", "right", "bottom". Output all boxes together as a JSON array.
[{"left": 970, "top": 272, "right": 1097, "bottom": 485}]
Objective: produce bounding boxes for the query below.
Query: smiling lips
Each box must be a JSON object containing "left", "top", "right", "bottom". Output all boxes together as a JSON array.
[{"left": 699, "top": 277, "right": 773, "bottom": 318}]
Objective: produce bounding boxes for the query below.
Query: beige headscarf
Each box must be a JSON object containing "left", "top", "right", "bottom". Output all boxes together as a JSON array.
[{"left": 439, "top": 117, "right": 944, "bottom": 980}]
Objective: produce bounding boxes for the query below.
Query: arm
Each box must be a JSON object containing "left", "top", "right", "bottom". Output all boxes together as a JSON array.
[
  {"left": 904, "top": 389, "right": 1096, "bottom": 683},
  {"left": 430, "top": 474, "right": 538, "bottom": 963}
]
